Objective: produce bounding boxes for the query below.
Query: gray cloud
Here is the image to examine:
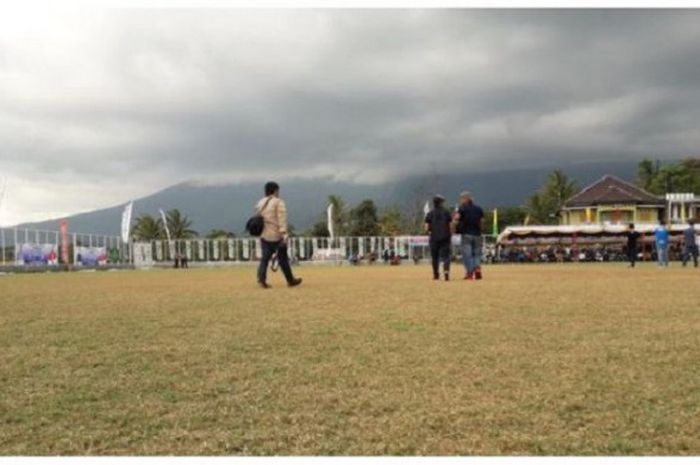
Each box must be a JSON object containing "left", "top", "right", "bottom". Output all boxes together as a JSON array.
[{"left": 1, "top": 9, "right": 700, "bottom": 224}]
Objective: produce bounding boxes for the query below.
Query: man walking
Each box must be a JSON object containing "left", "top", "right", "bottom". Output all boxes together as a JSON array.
[
  {"left": 625, "top": 223, "right": 640, "bottom": 268},
  {"left": 425, "top": 195, "right": 453, "bottom": 281},
  {"left": 654, "top": 220, "right": 670, "bottom": 268},
  {"left": 455, "top": 191, "right": 484, "bottom": 280},
  {"left": 682, "top": 219, "right": 698, "bottom": 268},
  {"left": 255, "top": 181, "right": 302, "bottom": 289}
]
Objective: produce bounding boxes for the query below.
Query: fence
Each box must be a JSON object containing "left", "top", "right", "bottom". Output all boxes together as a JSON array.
[
  {"left": 0, "top": 228, "right": 499, "bottom": 269},
  {"left": 134, "top": 235, "right": 497, "bottom": 265},
  {"left": 0, "top": 226, "right": 126, "bottom": 267}
]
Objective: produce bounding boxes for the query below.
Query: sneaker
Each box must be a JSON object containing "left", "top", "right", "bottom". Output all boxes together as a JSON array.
[
  {"left": 464, "top": 272, "right": 473, "bottom": 280},
  {"left": 258, "top": 281, "right": 271, "bottom": 289},
  {"left": 444, "top": 273, "right": 450, "bottom": 281},
  {"left": 287, "top": 277, "right": 303, "bottom": 288},
  {"left": 475, "top": 268, "right": 483, "bottom": 280}
]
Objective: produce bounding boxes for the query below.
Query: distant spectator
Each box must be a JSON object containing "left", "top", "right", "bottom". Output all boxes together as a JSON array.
[
  {"left": 682, "top": 219, "right": 698, "bottom": 268},
  {"left": 654, "top": 220, "right": 670, "bottom": 267}
]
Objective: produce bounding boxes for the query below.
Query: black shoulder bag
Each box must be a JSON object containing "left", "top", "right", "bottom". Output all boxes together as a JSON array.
[{"left": 245, "top": 197, "right": 273, "bottom": 237}]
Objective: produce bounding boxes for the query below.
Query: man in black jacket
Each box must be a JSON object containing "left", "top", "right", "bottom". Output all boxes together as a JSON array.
[
  {"left": 425, "top": 195, "right": 453, "bottom": 281},
  {"left": 625, "top": 223, "right": 640, "bottom": 268}
]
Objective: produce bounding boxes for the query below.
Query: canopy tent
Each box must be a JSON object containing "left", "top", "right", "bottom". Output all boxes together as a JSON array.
[{"left": 497, "top": 223, "right": 696, "bottom": 245}]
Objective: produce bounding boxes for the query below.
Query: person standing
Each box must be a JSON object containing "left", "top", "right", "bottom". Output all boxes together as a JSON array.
[
  {"left": 424, "top": 195, "right": 453, "bottom": 281},
  {"left": 654, "top": 220, "right": 670, "bottom": 268},
  {"left": 255, "top": 181, "right": 302, "bottom": 289},
  {"left": 682, "top": 219, "right": 698, "bottom": 268},
  {"left": 455, "top": 191, "right": 484, "bottom": 280},
  {"left": 625, "top": 223, "right": 640, "bottom": 268}
]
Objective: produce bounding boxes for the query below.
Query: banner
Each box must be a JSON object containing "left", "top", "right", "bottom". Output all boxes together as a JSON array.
[
  {"left": 121, "top": 202, "right": 133, "bottom": 243},
  {"left": 408, "top": 236, "right": 430, "bottom": 247},
  {"left": 75, "top": 246, "right": 107, "bottom": 266},
  {"left": 242, "top": 240, "right": 250, "bottom": 260},
  {"left": 298, "top": 238, "right": 306, "bottom": 259},
  {"left": 327, "top": 204, "right": 335, "bottom": 241},
  {"left": 228, "top": 239, "right": 235, "bottom": 260},
  {"left": 60, "top": 219, "right": 69, "bottom": 264},
  {"left": 18, "top": 243, "right": 58, "bottom": 266},
  {"left": 133, "top": 242, "right": 154, "bottom": 267}
]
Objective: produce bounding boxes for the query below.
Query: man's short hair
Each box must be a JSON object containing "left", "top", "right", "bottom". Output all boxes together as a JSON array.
[
  {"left": 433, "top": 195, "right": 445, "bottom": 208},
  {"left": 690, "top": 218, "right": 696, "bottom": 226},
  {"left": 264, "top": 181, "right": 280, "bottom": 196},
  {"left": 460, "top": 191, "right": 472, "bottom": 199},
  {"left": 629, "top": 223, "right": 635, "bottom": 229}
]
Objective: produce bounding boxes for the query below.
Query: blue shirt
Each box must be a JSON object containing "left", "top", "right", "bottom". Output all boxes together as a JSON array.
[
  {"left": 457, "top": 204, "right": 484, "bottom": 235},
  {"left": 655, "top": 227, "right": 669, "bottom": 248}
]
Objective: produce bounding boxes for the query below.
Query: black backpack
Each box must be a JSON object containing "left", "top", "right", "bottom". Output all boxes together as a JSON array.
[{"left": 245, "top": 197, "right": 272, "bottom": 237}]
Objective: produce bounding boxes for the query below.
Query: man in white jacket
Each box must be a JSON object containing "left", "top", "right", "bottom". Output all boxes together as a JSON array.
[{"left": 256, "top": 181, "right": 303, "bottom": 289}]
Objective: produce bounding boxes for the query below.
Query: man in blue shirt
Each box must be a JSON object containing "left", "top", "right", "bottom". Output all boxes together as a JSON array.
[
  {"left": 654, "top": 220, "right": 670, "bottom": 267},
  {"left": 455, "top": 191, "right": 484, "bottom": 280},
  {"left": 682, "top": 219, "right": 698, "bottom": 268}
]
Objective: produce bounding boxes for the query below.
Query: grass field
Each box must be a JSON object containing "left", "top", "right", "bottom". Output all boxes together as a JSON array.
[{"left": 1, "top": 263, "right": 699, "bottom": 455}]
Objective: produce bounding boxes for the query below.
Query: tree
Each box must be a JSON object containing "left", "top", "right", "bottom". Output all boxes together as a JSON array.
[
  {"left": 637, "top": 159, "right": 659, "bottom": 191},
  {"left": 206, "top": 229, "right": 236, "bottom": 239},
  {"left": 484, "top": 206, "right": 528, "bottom": 233},
  {"left": 525, "top": 169, "right": 579, "bottom": 224},
  {"left": 525, "top": 192, "right": 555, "bottom": 225},
  {"left": 165, "top": 209, "right": 198, "bottom": 239},
  {"left": 636, "top": 157, "right": 700, "bottom": 195},
  {"left": 132, "top": 214, "right": 164, "bottom": 241},
  {"left": 305, "top": 221, "right": 330, "bottom": 237},
  {"left": 380, "top": 206, "right": 404, "bottom": 236},
  {"left": 348, "top": 200, "right": 381, "bottom": 236}
]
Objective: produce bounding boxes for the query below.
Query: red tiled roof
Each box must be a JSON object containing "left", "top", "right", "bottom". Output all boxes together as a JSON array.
[{"left": 564, "top": 175, "right": 664, "bottom": 207}]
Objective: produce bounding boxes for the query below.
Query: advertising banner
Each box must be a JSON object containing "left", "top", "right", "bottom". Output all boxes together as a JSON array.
[
  {"left": 75, "top": 246, "right": 107, "bottom": 266},
  {"left": 155, "top": 241, "right": 163, "bottom": 261},
  {"left": 134, "top": 242, "right": 154, "bottom": 268},
  {"left": 60, "top": 220, "right": 69, "bottom": 264},
  {"left": 18, "top": 243, "right": 59, "bottom": 266},
  {"left": 121, "top": 202, "right": 133, "bottom": 243},
  {"left": 228, "top": 239, "right": 235, "bottom": 260}
]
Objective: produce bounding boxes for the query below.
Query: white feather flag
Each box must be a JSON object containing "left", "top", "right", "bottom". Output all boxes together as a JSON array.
[
  {"left": 327, "top": 203, "right": 335, "bottom": 239},
  {"left": 121, "top": 201, "right": 133, "bottom": 243}
]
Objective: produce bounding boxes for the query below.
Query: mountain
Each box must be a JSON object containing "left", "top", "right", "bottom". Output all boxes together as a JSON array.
[{"left": 13, "top": 160, "right": 640, "bottom": 236}]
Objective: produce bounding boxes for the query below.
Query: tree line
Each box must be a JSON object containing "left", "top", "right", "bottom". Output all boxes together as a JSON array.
[{"left": 131, "top": 158, "right": 699, "bottom": 240}]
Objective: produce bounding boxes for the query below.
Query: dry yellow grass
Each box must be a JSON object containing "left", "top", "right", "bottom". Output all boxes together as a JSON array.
[{"left": 1, "top": 263, "right": 699, "bottom": 455}]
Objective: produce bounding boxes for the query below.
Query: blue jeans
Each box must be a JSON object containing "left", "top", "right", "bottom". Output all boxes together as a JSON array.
[
  {"left": 656, "top": 244, "right": 669, "bottom": 267},
  {"left": 461, "top": 234, "right": 482, "bottom": 274}
]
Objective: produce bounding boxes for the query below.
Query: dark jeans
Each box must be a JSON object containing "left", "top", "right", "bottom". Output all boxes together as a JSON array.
[
  {"left": 683, "top": 245, "right": 699, "bottom": 267},
  {"left": 258, "top": 239, "right": 295, "bottom": 284},
  {"left": 430, "top": 238, "right": 451, "bottom": 277},
  {"left": 628, "top": 248, "right": 637, "bottom": 267}
]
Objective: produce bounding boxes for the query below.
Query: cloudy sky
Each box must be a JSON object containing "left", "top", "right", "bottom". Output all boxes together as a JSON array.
[{"left": 1, "top": 8, "right": 700, "bottom": 225}]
